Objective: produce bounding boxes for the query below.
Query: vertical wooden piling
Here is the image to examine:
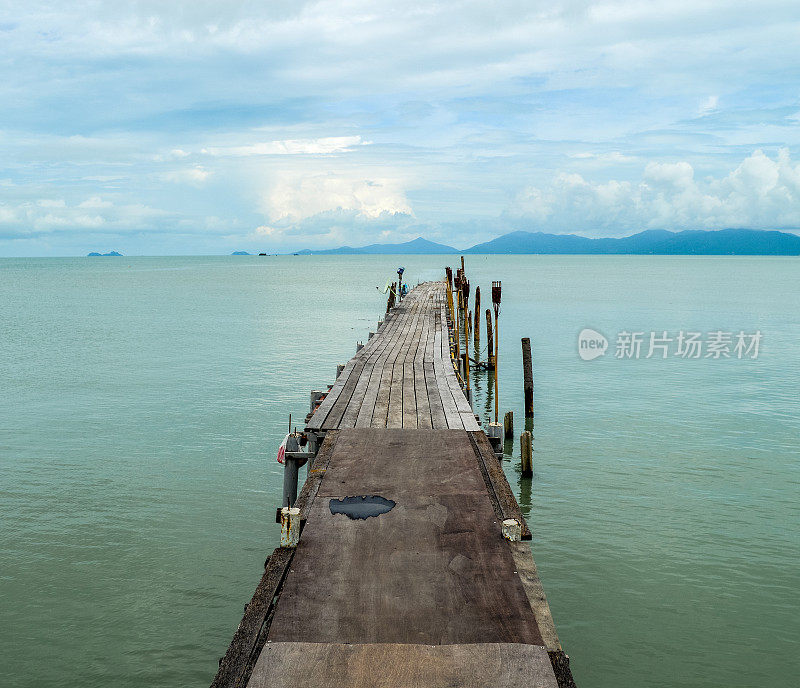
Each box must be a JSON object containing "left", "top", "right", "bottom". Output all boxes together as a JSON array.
[
  {"left": 504, "top": 411, "right": 514, "bottom": 439},
  {"left": 522, "top": 337, "right": 534, "bottom": 420},
  {"left": 485, "top": 309, "right": 494, "bottom": 370},
  {"left": 474, "top": 286, "right": 480, "bottom": 352},
  {"left": 492, "top": 281, "right": 501, "bottom": 424},
  {"left": 520, "top": 431, "right": 533, "bottom": 477}
]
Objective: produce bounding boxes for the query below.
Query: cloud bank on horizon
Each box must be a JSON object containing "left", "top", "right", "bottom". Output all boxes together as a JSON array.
[{"left": 2, "top": 0, "right": 800, "bottom": 255}]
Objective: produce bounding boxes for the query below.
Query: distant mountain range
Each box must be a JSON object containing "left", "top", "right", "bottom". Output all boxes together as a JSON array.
[
  {"left": 87, "top": 251, "right": 123, "bottom": 256},
  {"left": 296, "top": 237, "right": 457, "bottom": 255},
  {"left": 293, "top": 229, "right": 800, "bottom": 255}
]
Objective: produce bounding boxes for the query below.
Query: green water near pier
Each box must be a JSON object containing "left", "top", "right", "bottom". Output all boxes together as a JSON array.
[{"left": 1, "top": 255, "right": 798, "bottom": 687}]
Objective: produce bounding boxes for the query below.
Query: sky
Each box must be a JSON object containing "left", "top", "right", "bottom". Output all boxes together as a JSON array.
[{"left": 2, "top": 0, "right": 800, "bottom": 255}]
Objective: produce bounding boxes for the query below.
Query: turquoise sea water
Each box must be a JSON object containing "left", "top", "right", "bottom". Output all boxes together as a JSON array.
[{"left": 1, "top": 255, "right": 798, "bottom": 687}]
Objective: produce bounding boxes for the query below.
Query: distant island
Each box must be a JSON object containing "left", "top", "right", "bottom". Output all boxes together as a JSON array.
[
  {"left": 87, "top": 251, "right": 123, "bottom": 256},
  {"left": 231, "top": 251, "right": 251, "bottom": 255},
  {"left": 291, "top": 229, "right": 800, "bottom": 256}
]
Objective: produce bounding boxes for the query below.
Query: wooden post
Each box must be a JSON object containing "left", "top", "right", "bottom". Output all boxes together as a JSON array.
[
  {"left": 520, "top": 431, "right": 533, "bottom": 478},
  {"left": 522, "top": 337, "right": 534, "bottom": 419},
  {"left": 474, "top": 286, "right": 480, "bottom": 353},
  {"left": 485, "top": 309, "right": 494, "bottom": 370},
  {"left": 336, "top": 364, "right": 345, "bottom": 378},
  {"left": 504, "top": 411, "right": 514, "bottom": 439}
]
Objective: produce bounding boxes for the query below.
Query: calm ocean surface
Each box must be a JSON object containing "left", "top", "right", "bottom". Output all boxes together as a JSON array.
[{"left": 1, "top": 255, "right": 798, "bottom": 687}]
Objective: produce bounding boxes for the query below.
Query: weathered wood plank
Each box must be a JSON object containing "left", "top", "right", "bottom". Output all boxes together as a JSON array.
[
  {"left": 372, "top": 292, "right": 422, "bottom": 428},
  {"left": 424, "top": 359, "right": 448, "bottom": 429},
  {"left": 401, "top": 300, "right": 424, "bottom": 428},
  {"left": 433, "top": 313, "right": 463, "bottom": 429},
  {"left": 248, "top": 642, "right": 558, "bottom": 688},
  {"left": 339, "top": 308, "right": 403, "bottom": 428},
  {"left": 413, "top": 308, "right": 433, "bottom": 429},
  {"left": 354, "top": 310, "right": 407, "bottom": 428},
  {"left": 386, "top": 297, "right": 423, "bottom": 428}
]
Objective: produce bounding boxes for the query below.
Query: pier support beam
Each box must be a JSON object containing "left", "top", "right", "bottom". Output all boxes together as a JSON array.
[
  {"left": 504, "top": 411, "right": 514, "bottom": 439},
  {"left": 520, "top": 431, "right": 533, "bottom": 478},
  {"left": 522, "top": 337, "right": 534, "bottom": 420}
]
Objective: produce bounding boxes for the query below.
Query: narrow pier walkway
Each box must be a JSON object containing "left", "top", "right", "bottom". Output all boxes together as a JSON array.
[
  {"left": 307, "top": 281, "right": 480, "bottom": 431},
  {"left": 212, "top": 280, "right": 574, "bottom": 688}
]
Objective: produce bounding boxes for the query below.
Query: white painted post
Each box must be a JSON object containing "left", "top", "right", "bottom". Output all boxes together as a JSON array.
[
  {"left": 280, "top": 507, "right": 301, "bottom": 547},
  {"left": 502, "top": 518, "right": 522, "bottom": 542}
]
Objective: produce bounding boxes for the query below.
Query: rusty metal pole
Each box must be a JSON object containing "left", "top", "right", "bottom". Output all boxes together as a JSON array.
[
  {"left": 474, "top": 286, "right": 480, "bottom": 354},
  {"left": 492, "top": 281, "right": 501, "bottom": 424},
  {"left": 462, "top": 280, "right": 471, "bottom": 397},
  {"left": 485, "top": 308, "right": 494, "bottom": 370}
]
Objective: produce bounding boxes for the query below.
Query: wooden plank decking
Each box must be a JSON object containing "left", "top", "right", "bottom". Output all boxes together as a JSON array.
[
  {"left": 211, "top": 280, "right": 574, "bottom": 688},
  {"left": 307, "top": 282, "right": 480, "bottom": 432}
]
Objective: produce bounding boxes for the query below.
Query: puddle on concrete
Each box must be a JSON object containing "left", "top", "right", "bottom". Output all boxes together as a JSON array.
[{"left": 329, "top": 496, "right": 396, "bottom": 520}]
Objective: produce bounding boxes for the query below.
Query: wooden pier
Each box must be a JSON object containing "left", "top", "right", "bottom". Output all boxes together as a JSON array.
[{"left": 212, "top": 279, "right": 576, "bottom": 688}]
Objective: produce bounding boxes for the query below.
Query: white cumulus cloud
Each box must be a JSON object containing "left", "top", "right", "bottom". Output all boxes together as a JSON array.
[
  {"left": 511, "top": 149, "right": 800, "bottom": 234},
  {"left": 264, "top": 173, "right": 413, "bottom": 223},
  {"left": 205, "top": 136, "right": 367, "bottom": 157},
  {"left": 161, "top": 166, "right": 211, "bottom": 185}
]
